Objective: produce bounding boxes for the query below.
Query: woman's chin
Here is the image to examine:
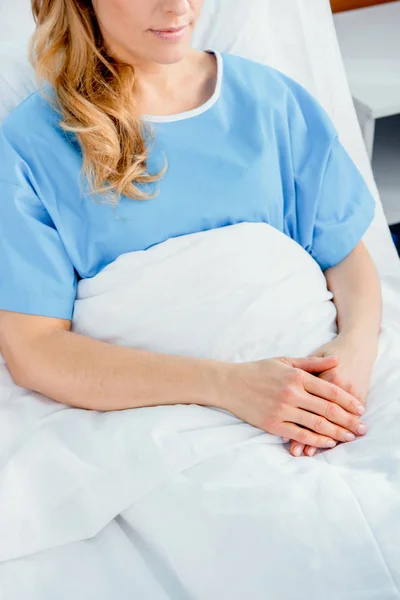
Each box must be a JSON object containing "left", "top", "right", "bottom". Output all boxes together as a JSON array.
[{"left": 144, "top": 32, "right": 193, "bottom": 64}]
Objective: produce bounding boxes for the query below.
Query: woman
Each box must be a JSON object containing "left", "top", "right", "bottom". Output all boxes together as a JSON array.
[{"left": 0, "top": 0, "right": 381, "bottom": 458}]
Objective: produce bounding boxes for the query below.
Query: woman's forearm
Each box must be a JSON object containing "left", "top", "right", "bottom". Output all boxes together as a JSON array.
[
  {"left": 325, "top": 242, "right": 382, "bottom": 345},
  {"left": 14, "top": 328, "right": 231, "bottom": 412}
]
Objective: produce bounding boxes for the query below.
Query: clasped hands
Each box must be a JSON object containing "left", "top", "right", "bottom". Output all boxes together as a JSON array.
[{"left": 282, "top": 335, "right": 376, "bottom": 457}]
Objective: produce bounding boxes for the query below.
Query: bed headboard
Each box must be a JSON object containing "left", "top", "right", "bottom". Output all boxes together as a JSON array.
[{"left": 331, "top": 0, "right": 396, "bottom": 12}]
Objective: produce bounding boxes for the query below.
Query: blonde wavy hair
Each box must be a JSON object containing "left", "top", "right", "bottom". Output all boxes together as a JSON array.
[{"left": 30, "top": 0, "right": 166, "bottom": 203}]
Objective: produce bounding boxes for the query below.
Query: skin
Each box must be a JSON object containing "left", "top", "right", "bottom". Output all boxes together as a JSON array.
[
  {"left": 92, "top": 0, "right": 215, "bottom": 117},
  {"left": 92, "top": 0, "right": 203, "bottom": 67}
]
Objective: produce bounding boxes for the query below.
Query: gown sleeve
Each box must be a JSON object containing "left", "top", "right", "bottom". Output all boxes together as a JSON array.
[
  {"left": 0, "top": 126, "right": 77, "bottom": 319},
  {"left": 280, "top": 73, "right": 375, "bottom": 271}
]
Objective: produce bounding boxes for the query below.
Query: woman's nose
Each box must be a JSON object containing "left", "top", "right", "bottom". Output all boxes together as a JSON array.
[{"left": 162, "top": 0, "right": 190, "bottom": 17}]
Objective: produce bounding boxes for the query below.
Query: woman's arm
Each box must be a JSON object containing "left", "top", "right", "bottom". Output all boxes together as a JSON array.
[
  {"left": 0, "top": 311, "right": 227, "bottom": 411},
  {"left": 0, "top": 310, "right": 363, "bottom": 449},
  {"left": 325, "top": 241, "right": 381, "bottom": 351},
  {"left": 289, "top": 241, "right": 382, "bottom": 457}
]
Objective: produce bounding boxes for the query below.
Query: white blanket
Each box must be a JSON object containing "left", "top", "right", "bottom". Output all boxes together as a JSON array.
[{"left": 1, "top": 222, "right": 400, "bottom": 600}]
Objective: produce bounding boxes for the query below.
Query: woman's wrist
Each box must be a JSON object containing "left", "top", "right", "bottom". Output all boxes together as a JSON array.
[
  {"left": 211, "top": 360, "right": 253, "bottom": 414},
  {"left": 334, "top": 329, "right": 379, "bottom": 362},
  {"left": 336, "top": 304, "right": 381, "bottom": 352},
  {"left": 203, "top": 359, "right": 238, "bottom": 411}
]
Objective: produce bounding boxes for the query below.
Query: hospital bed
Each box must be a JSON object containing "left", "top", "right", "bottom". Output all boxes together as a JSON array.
[{"left": 1, "top": 1, "right": 400, "bottom": 598}]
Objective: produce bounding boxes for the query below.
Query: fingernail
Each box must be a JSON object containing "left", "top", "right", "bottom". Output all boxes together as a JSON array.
[
  {"left": 308, "top": 448, "right": 317, "bottom": 457},
  {"left": 345, "top": 432, "right": 356, "bottom": 442},
  {"left": 293, "top": 445, "right": 303, "bottom": 457},
  {"left": 326, "top": 440, "right": 337, "bottom": 448},
  {"left": 357, "top": 424, "right": 367, "bottom": 436},
  {"left": 356, "top": 405, "right": 365, "bottom": 416}
]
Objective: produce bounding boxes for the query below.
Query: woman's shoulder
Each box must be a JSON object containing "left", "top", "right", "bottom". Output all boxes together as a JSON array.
[
  {"left": 0, "top": 87, "right": 72, "bottom": 179},
  {"left": 0, "top": 87, "right": 77, "bottom": 195},
  {"left": 221, "top": 52, "right": 335, "bottom": 138},
  {"left": 221, "top": 52, "right": 299, "bottom": 97},
  {"left": 1, "top": 87, "right": 62, "bottom": 144}
]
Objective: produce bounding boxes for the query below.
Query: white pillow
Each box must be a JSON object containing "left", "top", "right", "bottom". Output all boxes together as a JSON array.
[
  {"left": 0, "top": 42, "right": 36, "bottom": 123},
  {"left": 0, "top": 0, "right": 35, "bottom": 44}
]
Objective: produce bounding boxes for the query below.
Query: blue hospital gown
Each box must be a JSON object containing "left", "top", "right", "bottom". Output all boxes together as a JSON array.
[{"left": 0, "top": 51, "right": 375, "bottom": 320}]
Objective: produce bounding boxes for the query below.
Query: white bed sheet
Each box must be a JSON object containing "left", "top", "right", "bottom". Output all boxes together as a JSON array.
[{"left": 1, "top": 223, "right": 400, "bottom": 599}]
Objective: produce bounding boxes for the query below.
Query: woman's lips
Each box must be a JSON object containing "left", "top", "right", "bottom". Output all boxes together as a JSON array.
[{"left": 149, "top": 26, "right": 187, "bottom": 41}]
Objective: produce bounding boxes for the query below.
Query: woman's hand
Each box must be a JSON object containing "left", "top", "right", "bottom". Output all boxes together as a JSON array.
[
  {"left": 224, "top": 355, "right": 365, "bottom": 449},
  {"left": 288, "top": 334, "right": 377, "bottom": 457}
]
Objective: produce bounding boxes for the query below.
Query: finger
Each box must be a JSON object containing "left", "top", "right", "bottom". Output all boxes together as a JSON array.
[
  {"left": 290, "top": 441, "right": 305, "bottom": 457},
  {"left": 304, "top": 373, "right": 365, "bottom": 416},
  {"left": 289, "top": 407, "right": 358, "bottom": 444},
  {"left": 290, "top": 441, "right": 317, "bottom": 457},
  {"left": 299, "top": 393, "right": 366, "bottom": 437},
  {"left": 279, "top": 423, "right": 337, "bottom": 450},
  {"left": 282, "top": 438, "right": 290, "bottom": 443},
  {"left": 291, "top": 356, "right": 339, "bottom": 374},
  {"left": 305, "top": 446, "right": 317, "bottom": 457},
  {"left": 319, "top": 371, "right": 356, "bottom": 399}
]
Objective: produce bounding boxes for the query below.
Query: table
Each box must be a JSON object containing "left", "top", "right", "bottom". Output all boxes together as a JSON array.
[
  {"left": 334, "top": 1, "right": 400, "bottom": 225},
  {"left": 334, "top": 1, "right": 400, "bottom": 161}
]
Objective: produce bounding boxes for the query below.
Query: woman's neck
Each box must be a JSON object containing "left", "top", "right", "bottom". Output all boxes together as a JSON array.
[{"left": 134, "top": 50, "right": 217, "bottom": 118}]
